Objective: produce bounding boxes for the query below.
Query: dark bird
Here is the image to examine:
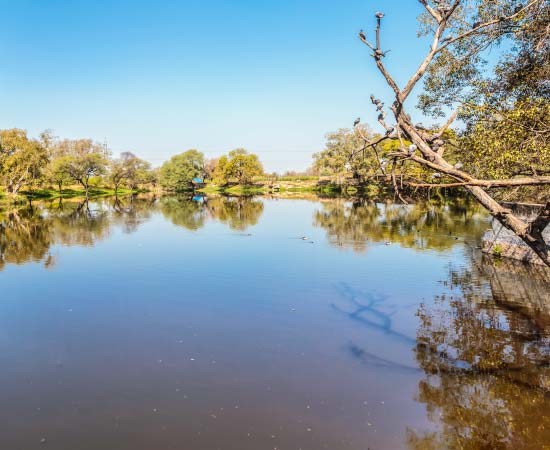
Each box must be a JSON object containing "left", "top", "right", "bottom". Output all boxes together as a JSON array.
[
  {"left": 359, "top": 29, "right": 366, "bottom": 40},
  {"left": 354, "top": 117, "right": 361, "bottom": 127},
  {"left": 472, "top": 21, "right": 481, "bottom": 28},
  {"left": 514, "top": 4, "right": 524, "bottom": 14}
]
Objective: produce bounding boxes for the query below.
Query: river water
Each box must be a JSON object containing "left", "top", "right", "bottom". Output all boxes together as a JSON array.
[{"left": 0, "top": 195, "right": 548, "bottom": 449}]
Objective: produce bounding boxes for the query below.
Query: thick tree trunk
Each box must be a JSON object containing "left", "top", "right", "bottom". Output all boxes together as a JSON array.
[
  {"left": 358, "top": 2, "right": 549, "bottom": 266},
  {"left": 464, "top": 186, "right": 549, "bottom": 266}
]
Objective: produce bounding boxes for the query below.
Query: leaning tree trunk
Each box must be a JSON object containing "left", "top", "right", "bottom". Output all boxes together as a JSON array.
[{"left": 356, "top": 3, "right": 550, "bottom": 267}]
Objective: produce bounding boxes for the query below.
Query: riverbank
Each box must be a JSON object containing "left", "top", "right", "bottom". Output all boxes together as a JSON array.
[
  {"left": 197, "top": 180, "right": 369, "bottom": 196},
  {"left": 0, "top": 186, "right": 143, "bottom": 204}
]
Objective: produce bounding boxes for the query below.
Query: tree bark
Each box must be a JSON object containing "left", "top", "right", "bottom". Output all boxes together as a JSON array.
[{"left": 359, "top": 3, "right": 550, "bottom": 266}]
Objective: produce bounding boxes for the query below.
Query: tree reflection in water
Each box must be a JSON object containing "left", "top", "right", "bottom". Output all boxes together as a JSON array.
[
  {"left": 0, "top": 195, "right": 265, "bottom": 270},
  {"left": 204, "top": 196, "right": 264, "bottom": 231},
  {"left": 159, "top": 196, "right": 208, "bottom": 231},
  {"left": 1, "top": 195, "right": 549, "bottom": 447},
  {"left": 318, "top": 198, "right": 550, "bottom": 448},
  {"left": 0, "top": 204, "right": 53, "bottom": 270},
  {"left": 159, "top": 195, "right": 264, "bottom": 231},
  {"left": 409, "top": 250, "right": 550, "bottom": 450},
  {"left": 314, "top": 198, "right": 489, "bottom": 253}
]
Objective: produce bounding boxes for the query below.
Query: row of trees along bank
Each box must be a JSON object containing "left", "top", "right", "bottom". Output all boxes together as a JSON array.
[{"left": 0, "top": 129, "right": 266, "bottom": 199}]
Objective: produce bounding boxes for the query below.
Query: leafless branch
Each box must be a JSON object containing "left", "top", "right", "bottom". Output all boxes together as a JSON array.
[{"left": 433, "top": 109, "right": 459, "bottom": 138}]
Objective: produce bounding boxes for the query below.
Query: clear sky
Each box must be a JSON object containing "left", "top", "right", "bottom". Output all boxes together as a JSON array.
[{"left": 0, "top": 0, "right": 432, "bottom": 172}]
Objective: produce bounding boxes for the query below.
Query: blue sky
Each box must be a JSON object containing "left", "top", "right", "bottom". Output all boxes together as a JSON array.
[{"left": 0, "top": 0, "right": 433, "bottom": 172}]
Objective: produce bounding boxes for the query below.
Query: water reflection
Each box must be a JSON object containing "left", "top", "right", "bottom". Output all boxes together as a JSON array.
[
  {"left": 204, "top": 196, "right": 264, "bottom": 231},
  {"left": 159, "top": 196, "right": 208, "bottom": 231},
  {"left": 158, "top": 195, "right": 264, "bottom": 232},
  {"left": 314, "top": 198, "right": 489, "bottom": 253},
  {"left": 0, "top": 195, "right": 266, "bottom": 270},
  {"left": 0, "top": 206, "right": 53, "bottom": 270},
  {"left": 0, "top": 195, "right": 549, "bottom": 449},
  {"left": 409, "top": 249, "right": 550, "bottom": 449}
]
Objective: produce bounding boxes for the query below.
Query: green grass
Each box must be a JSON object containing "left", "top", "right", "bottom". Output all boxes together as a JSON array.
[
  {"left": 198, "top": 183, "right": 338, "bottom": 195},
  {"left": 272, "top": 175, "right": 319, "bottom": 182},
  {"left": 199, "top": 184, "right": 267, "bottom": 195},
  {"left": 2, "top": 186, "right": 143, "bottom": 202}
]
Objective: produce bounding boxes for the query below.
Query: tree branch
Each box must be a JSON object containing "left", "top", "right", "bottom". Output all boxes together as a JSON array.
[
  {"left": 528, "top": 201, "right": 550, "bottom": 237},
  {"left": 433, "top": 108, "right": 459, "bottom": 139},
  {"left": 437, "top": 0, "right": 542, "bottom": 53},
  {"left": 418, "top": 0, "right": 442, "bottom": 23},
  {"left": 406, "top": 177, "right": 550, "bottom": 188}
]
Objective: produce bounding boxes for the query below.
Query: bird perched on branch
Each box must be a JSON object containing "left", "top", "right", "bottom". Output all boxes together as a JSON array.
[
  {"left": 353, "top": 118, "right": 361, "bottom": 127},
  {"left": 359, "top": 29, "right": 366, "bottom": 40},
  {"left": 408, "top": 144, "right": 417, "bottom": 155},
  {"left": 454, "top": 162, "right": 464, "bottom": 170},
  {"left": 431, "top": 172, "right": 442, "bottom": 179},
  {"left": 375, "top": 12, "right": 385, "bottom": 19}
]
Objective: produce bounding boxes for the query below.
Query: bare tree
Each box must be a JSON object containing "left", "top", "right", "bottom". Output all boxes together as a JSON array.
[{"left": 357, "top": 0, "right": 550, "bottom": 266}]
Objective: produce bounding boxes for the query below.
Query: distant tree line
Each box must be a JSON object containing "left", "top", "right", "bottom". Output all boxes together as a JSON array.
[
  {"left": 158, "top": 148, "right": 263, "bottom": 192},
  {"left": 0, "top": 129, "right": 155, "bottom": 199},
  {"left": 0, "top": 129, "right": 267, "bottom": 198}
]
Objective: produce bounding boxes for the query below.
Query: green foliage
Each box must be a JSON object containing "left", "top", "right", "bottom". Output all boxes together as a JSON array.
[
  {"left": 159, "top": 150, "right": 205, "bottom": 192},
  {"left": 418, "top": 0, "right": 549, "bottom": 117},
  {"left": 460, "top": 98, "right": 550, "bottom": 179},
  {"left": 0, "top": 129, "right": 48, "bottom": 195},
  {"left": 313, "top": 126, "right": 377, "bottom": 182},
  {"left": 213, "top": 149, "right": 263, "bottom": 185},
  {"left": 45, "top": 156, "right": 73, "bottom": 192},
  {"left": 62, "top": 152, "right": 108, "bottom": 196},
  {"left": 110, "top": 151, "right": 153, "bottom": 192},
  {"left": 492, "top": 243, "right": 503, "bottom": 257}
]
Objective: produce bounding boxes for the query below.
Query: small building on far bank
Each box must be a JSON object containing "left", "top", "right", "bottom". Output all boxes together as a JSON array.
[{"left": 191, "top": 177, "right": 206, "bottom": 189}]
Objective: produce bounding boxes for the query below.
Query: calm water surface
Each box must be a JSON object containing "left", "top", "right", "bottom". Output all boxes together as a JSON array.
[{"left": 0, "top": 195, "right": 549, "bottom": 450}]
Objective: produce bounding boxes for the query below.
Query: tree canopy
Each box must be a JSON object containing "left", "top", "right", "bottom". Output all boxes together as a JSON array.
[
  {"left": 159, "top": 150, "right": 205, "bottom": 192},
  {"left": 109, "top": 152, "right": 152, "bottom": 194},
  {"left": 355, "top": 0, "right": 550, "bottom": 265},
  {"left": 0, "top": 129, "right": 48, "bottom": 195},
  {"left": 213, "top": 149, "right": 263, "bottom": 185}
]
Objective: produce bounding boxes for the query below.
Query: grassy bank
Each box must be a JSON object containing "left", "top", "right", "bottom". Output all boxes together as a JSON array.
[
  {"left": 0, "top": 186, "right": 143, "bottom": 204},
  {"left": 197, "top": 179, "right": 345, "bottom": 196}
]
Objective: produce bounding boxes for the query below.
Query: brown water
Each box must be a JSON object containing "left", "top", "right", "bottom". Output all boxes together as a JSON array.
[{"left": 0, "top": 195, "right": 549, "bottom": 449}]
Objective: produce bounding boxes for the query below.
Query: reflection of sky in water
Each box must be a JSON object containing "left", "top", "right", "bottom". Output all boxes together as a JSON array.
[{"left": 0, "top": 196, "right": 548, "bottom": 450}]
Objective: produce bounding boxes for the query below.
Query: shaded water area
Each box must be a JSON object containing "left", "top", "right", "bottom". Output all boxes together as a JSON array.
[{"left": 0, "top": 195, "right": 549, "bottom": 450}]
